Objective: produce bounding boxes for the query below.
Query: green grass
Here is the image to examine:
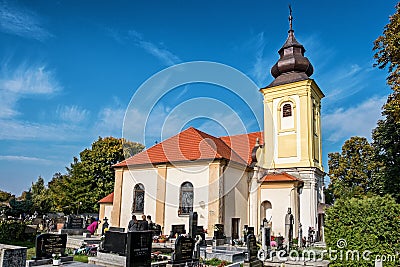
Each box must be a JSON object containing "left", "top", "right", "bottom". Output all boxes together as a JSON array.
[{"left": 73, "top": 254, "right": 89, "bottom": 263}]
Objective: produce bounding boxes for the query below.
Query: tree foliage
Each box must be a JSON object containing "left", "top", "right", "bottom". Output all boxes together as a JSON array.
[
  {"left": 0, "top": 190, "right": 12, "bottom": 202},
  {"left": 49, "top": 137, "right": 144, "bottom": 214},
  {"left": 30, "top": 176, "right": 52, "bottom": 214},
  {"left": 327, "top": 137, "right": 382, "bottom": 201},
  {"left": 372, "top": 2, "right": 400, "bottom": 203},
  {"left": 325, "top": 196, "right": 400, "bottom": 267}
]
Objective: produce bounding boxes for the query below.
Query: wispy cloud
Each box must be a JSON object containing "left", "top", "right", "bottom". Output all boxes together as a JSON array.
[
  {"left": 248, "top": 32, "right": 272, "bottom": 87},
  {"left": 322, "top": 96, "right": 386, "bottom": 143},
  {"left": 0, "top": 63, "right": 61, "bottom": 118},
  {"left": 57, "top": 105, "right": 89, "bottom": 123},
  {"left": 0, "top": 155, "right": 52, "bottom": 164},
  {"left": 0, "top": 0, "right": 53, "bottom": 41},
  {"left": 107, "top": 28, "right": 181, "bottom": 66},
  {"left": 128, "top": 30, "right": 181, "bottom": 66}
]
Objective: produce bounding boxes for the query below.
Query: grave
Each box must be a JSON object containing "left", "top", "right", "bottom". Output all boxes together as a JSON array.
[
  {"left": 34, "top": 233, "right": 67, "bottom": 259},
  {"left": 0, "top": 244, "right": 27, "bottom": 267},
  {"left": 170, "top": 224, "right": 186, "bottom": 238},
  {"left": 213, "top": 224, "right": 225, "bottom": 246},
  {"left": 244, "top": 234, "right": 262, "bottom": 267},
  {"left": 60, "top": 215, "right": 86, "bottom": 235},
  {"left": 168, "top": 235, "right": 196, "bottom": 267},
  {"left": 188, "top": 212, "right": 198, "bottom": 240},
  {"left": 126, "top": 230, "right": 153, "bottom": 267},
  {"left": 109, "top": 226, "right": 125, "bottom": 232},
  {"left": 102, "top": 230, "right": 127, "bottom": 255}
]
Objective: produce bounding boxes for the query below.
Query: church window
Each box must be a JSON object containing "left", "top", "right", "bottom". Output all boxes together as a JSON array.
[
  {"left": 280, "top": 102, "right": 294, "bottom": 129},
  {"left": 132, "top": 183, "right": 145, "bottom": 213},
  {"left": 179, "top": 182, "right": 193, "bottom": 215},
  {"left": 283, "top": 103, "right": 292, "bottom": 117}
]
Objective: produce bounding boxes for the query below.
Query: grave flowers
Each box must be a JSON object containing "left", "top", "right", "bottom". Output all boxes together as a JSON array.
[{"left": 52, "top": 253, "right": 61, "bottom": 266}]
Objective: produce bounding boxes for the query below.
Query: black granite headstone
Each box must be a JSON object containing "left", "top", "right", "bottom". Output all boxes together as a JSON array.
[
  {"left": 67, "top": 216, "right": 83, "bottom": 229},
  {"left": 264, "top": 227, "right": 271, "bottom": 247},
  {"left": 103, "top": 231, "right": 127, "bottom": 255},
  {"left": 170, "top": 224, "right": 186, "bottom": 237},
  {"left": 214, "top": 224, "right": 224, "bottom": 239},
  {"left": 108, "top": 226, "right": 125, "bottom": 232},
  {"left": 246, "top": 234, "right": 258, "bottom": 262},
  {"left": 126, "top": 230, "right": 153, "bottom": 267},
  {"left": 35, "top": 233, "right": 67, "bottom": 259},
  {"left": 170, "top": 235, "right": 195, "bottom": 264},
  {"left": 247, "top": 227, "right": 254, "bottom": 236},
  {"left": 196, "top": 226, "right": 206, "bottom": 245},
  {"left": 189, "top": 212, "right": 198, "bottom": 240}
]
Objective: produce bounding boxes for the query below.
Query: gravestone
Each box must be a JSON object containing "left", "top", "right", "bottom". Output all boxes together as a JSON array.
[
  {"left": 68, "top": 216, "right": 84, "bottom": 229},
  {"left": 213, "top": 224, "right": 224, "bottom": 239},
  {"left": 169, "top": 235, "right": 195, "bottom": 265},
  {"left": 170, "top": 224, "right": 186, "bottom": 238},
  {"left": 126, "top": 230, "right": 153, "bottom": 267},
  {"left": 247, "top": 227, "right": 254, "bottom": 236},
  {"left": 103, "top": 231, "right": 127, "bottom": 255},
  {"left": 196, "top": 226, "right": 206, "bottom": 246},
  {"left": 189, "top": 212, "right": 198, "bottom": 240},
  {"left": 35, "top": 233, "right": 67, "bottom": 259},
  {"left": 244, "top": 234, "right": 262, "bottom": 267},
  {"left": 108, "top": 226, "right": 125, "bottom": 232}
]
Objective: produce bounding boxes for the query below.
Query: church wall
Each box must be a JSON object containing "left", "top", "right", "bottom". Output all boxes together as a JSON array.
[
  {"left": 223, "top": 165, "right": 249, "bottom": 240},
  {"left": 119, "top": 168, "right": 158, "bottom": 231},
  {"left": 260, "top": 185, "right": 292, "bottom": 237},
  {"left": 164, "top": 164, "right": 209, "bottom": 235}
]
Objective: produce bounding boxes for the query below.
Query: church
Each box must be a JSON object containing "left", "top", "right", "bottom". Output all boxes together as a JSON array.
[{"left": 98, "top": 15, "right": 326, "bottom": 242}]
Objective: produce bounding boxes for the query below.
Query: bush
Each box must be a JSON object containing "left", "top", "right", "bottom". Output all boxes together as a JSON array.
[
  {"left": 325, "top": 195, "right": 400, "bottom": 266},
  {"left": 0, "top": 220, "right": 29, "bottom": 242}
]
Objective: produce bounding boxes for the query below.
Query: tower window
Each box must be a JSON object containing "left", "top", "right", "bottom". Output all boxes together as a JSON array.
[{"left": 283, "top": 103, "right": 292, "bottom": 117}]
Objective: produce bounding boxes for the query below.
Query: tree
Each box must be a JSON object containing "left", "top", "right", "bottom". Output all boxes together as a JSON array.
[
  {"left": 49, "top": 137, "right": 144, "bottom": 213},
  {"left": 0, "top": 190, "right": 12, "bottom": 202},
  {"left": 30, "top": 176, "right": 51, "bottom": 214},
  {"left": 327, "top": 136, "right": 382, "bottom": 200},
  {"left": 373, "top": 2, "right": 400, "bottom": 203},
  {"left": 9, "top": 191, "right": 33, "bottom": 217},
  {"left": 325, "top": 195, "right": 400, "bottom": 267}
]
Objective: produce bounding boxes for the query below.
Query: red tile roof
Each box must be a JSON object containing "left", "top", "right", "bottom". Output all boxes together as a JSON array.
[
  {"left": 98, "top": 192, "right": 114, "bottom": 203},
  {"left": 114, "top": 127, "right": 263, "bottom": 167},
  {"left": 262, "top": 172, "right": 303, "bottom": 182}
]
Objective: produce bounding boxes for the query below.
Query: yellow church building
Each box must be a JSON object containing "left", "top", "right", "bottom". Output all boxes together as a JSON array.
[{"left": 98, "top": 17, "right": 325, "bottom": 242}]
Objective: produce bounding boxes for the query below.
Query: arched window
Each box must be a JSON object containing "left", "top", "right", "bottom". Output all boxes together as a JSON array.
[
  {"left": 282, "top": 103, "right": 292, "bottom": 117},
  {"left": 179, "top": 182, "right": 193, "bottom": 215},
  {"left": 132, "top": 183, "right": 145, "bottom": 213},
  {"left": 280, "top": 102, "right": 294, "bottom": 129}
]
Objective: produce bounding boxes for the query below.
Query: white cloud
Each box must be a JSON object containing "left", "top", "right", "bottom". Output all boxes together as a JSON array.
[
  {"left": 249, "top": 32, "right": 271, "bottom": 87},
  {"left": 0, "top": 155, "right": 52, "bottom": 164},
  {"left": 128, "top": 30, "right": 181, "bottom": 66},
  {"left": 322, "top": 96, "right": 386, "bottom": 143},
  {"left": 0, "top": 119, "right": 82, "bottom": 141},
  {"left": 95, "top": 106, "right": 126, "bottom": 137},
  {"left": 0, "top": 63, "right": 61, "bottom": 118},
  {"left": 0, "top": 0, "right": 52, "bottom": 41},
  {"left": 57, "top": 105, "right": 89, "bottom": 123}
]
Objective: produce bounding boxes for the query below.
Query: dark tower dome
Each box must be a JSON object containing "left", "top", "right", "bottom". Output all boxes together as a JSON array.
[{"left": 266, "top": 6, "right": 313, "bottom": 88}]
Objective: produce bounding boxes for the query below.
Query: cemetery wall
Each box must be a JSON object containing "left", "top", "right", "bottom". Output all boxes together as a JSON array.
[
  {"left": 164, "top": 164, "right": 209, "bottom": 234},
  {"left": 223, "top": 166, "right": 249, "bottom": 239}
]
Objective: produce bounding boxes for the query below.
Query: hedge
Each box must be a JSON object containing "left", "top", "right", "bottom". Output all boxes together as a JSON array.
[
  {"left": 325, "top": 195, "right": 400, "bottom": 266},
  {"left": 0, "top": 220, "right": 28, "bottom": 243}
]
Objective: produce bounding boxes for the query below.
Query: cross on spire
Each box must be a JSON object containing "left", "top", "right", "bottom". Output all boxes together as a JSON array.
[{"left": 288, "top": 4, "right": 293, "bottom": 31}]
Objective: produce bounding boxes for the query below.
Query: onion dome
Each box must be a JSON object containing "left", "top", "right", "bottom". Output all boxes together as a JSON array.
[{"left": 266, "top": 6, "right": 313, "bottom": 88}]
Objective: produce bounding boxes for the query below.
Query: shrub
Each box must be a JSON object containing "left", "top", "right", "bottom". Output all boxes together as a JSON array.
[
  {"left": 325, "top": 195, "right": 400, "bottom": 266},
  {"left": 0, "top": 220, "right": 29, "bottom": 242}
]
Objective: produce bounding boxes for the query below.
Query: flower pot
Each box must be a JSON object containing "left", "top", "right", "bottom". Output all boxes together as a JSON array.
[
  {"left": 159, "top": 239, "right": 166, "bottom": 243},
  {"left": 52, "top": 259, "right": 60, "bottom": 266}
]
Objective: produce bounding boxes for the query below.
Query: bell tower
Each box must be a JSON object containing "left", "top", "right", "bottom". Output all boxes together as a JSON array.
[{"left": 258, "top": 6, "right": 325, "bottom": 234}]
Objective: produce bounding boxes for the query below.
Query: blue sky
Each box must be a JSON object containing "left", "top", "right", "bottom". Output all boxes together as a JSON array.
[{"left": 0, "top": 0, "right": 396, "bottom": 195}]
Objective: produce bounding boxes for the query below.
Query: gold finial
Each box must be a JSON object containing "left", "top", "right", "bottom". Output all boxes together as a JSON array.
[{"left": 288, "top": 4, "right": 293, "bottom": 31}]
